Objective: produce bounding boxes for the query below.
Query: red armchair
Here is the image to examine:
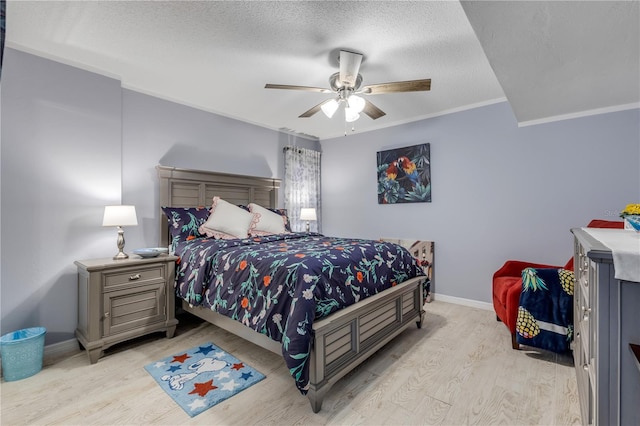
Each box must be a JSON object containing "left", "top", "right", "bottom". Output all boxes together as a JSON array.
[{"left": 492, "top": 219, "right": 623, "bottom": 349}]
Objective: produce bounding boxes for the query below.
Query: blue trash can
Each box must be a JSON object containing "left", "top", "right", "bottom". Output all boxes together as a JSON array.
[{"left": 0, "top": 327, "right": 46, "bottom": 381}]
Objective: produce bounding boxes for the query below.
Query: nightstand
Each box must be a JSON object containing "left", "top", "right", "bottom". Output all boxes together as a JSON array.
[{"left": 74, "top": 255, "right": 179, "bottom": 364}]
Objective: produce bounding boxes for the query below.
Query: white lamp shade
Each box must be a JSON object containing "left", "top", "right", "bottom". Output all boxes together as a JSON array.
[
  {"left": 348, "top": 95, "right": 365, "bottom": 113},
  {"left": 321, "top": 99, "right": 340, "bottom": 118},
  {"left": 344, "top": 106, "right": 360, "bottom": 123},
  {"left": 300, "top": 208, "right": 317, "bottom": 221},
  {"left": 102, "top": 205, "right": 138, "bottom": 227}
]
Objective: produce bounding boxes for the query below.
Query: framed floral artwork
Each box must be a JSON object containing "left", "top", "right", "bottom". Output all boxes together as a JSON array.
[{"left": 377, "top": 143, "right": 431, "bottom": 204}]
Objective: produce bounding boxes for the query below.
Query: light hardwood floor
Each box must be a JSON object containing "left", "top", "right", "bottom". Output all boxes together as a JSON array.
[{"left": 0, "top": 301, "right": 581, "bottom": 425}]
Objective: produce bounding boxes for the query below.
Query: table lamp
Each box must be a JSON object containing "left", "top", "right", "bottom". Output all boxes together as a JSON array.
[
  {"left": 102, "top": 205, "right": 138, "bottom": 259},
  {"left": 300, "top": 208, "right": 317, "bottom": 233}
]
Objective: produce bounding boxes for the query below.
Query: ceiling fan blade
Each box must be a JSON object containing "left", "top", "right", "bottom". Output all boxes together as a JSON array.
[
  {"left": 299, "top": 99, "right": 335, "bottom": 118},
  {"left": 362, "top": 99, "right": 386, "bottom": 120},
  {"left": 360, "top": 79, "right": 431, "bottom": 95},
  {"left": 265, "top": 84, "right": 332, "bottom": 93},
  {"left": 339, "top": 50, "right": 363, "bottom": 87}
]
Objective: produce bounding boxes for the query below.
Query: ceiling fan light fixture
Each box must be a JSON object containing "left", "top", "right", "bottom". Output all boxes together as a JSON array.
[
  {"left": 265, "top": 49, "right": 431, "bottom": 125},
  {"left": 347, "top": 95, "right": 365, "bottom": 113},
  {"left": 321, "top": 98, "right": 340, "bottom": 118},
  {"left": 344, "top": 107, "right": 360, "bottom": 123}
]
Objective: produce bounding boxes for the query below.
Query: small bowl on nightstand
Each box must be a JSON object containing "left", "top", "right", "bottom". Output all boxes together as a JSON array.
[
  {"left": 133, "top": 248, "right": 161, "bottom": 258},
  {"left": 149, "top": 247, "right": 169, "bottom": 255}
]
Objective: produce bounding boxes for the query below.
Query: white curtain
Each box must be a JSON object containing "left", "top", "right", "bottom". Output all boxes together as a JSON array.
[{"left": 284, "top": 147, "right": 321, "bottom": 232}]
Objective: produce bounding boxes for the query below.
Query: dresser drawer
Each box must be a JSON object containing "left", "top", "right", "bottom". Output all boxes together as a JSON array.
[
  {"left": 576, "top": 246, "right": 590, "bottom": 299},
  {"left": 103, "top": 264, "right": 165, "bottom": 290}
]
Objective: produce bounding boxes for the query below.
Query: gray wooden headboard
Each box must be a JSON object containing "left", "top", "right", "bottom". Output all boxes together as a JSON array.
[{"left": 157, "top": 165, "right": 281, "bottom": 247}]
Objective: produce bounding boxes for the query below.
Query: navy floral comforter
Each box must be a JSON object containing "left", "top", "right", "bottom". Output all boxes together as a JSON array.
[{"left": 174, "top": 233, "right": 426, "bottom": 393}]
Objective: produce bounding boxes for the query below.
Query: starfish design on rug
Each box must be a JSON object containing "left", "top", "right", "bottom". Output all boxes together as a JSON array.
[
  {"left": 215, "top": 370, "right": 231, "bottom": 380},
  {"left": 240, "top": 371, "right": 253, "bottom": 381},
  {"left": 231, "top": 362, "right": 244, "bottom": 370},
  {"left": 188, "top": 379, "right": 218, "bottom": 397},
  {"left": 167, "top": 365, "right": 181, "bottom": 372},
  {"left": 188, "top": 399, "right": 207, "bottom": 412},
  {"left": 172, "top": 353, "right": 191, "bottom": 364},
  {"left": 195, "top": 344, "right": 215, "bottom": 356},
  {"left": 221, "top": 379, "right": 240, "bottom": 391}
]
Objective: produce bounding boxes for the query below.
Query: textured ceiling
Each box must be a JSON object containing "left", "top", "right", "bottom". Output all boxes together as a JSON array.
[
  {"left": 462, "top": 1, "right": 640, "bottom": 125},
  {"left": 5, "top": 1, "right": 639, "bottom": 140}
]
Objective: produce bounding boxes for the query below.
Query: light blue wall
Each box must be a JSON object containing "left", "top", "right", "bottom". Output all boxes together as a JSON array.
[
  {"left": 320, "top": 102, "right": 640, "bottom": 303},
  {"left": 1, "top": 49, "right": 122, "bottom": 343},
  {"left": 0, "top": 49, "right": 318, "bottom": 343}
]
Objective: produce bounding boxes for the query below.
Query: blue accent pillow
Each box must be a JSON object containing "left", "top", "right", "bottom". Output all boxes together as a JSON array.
[{"left": 161, "top": 206, "right": 211, "bottom": 250}]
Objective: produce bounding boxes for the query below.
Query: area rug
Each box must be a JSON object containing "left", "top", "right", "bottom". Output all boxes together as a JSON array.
[{"left": 144, "top": 342, "right": 266, "bottom": 417}]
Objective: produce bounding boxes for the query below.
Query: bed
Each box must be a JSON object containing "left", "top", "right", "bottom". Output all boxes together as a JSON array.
[{"left": 157, "top": 165, "right": 429, "bottom": 412}]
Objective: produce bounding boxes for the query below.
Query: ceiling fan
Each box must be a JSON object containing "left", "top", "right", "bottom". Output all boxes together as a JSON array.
[{"left": 265, "top": 50, "right": 431, "bottom": 123}]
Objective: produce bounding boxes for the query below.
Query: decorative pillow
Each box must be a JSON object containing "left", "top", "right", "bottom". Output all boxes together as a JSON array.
[
  {"left": 161, "top": 206, "right": 210, "bottom": 250},
  {"left": 198, "top": 197, "right": 254, "bottom": 239},
  {"left": 267, "top": 208, "right": 292, "bottom": 232},
  {"left": 239, "top": 205, "right": 291, "bottom": 232},
  {"left": 248, "top": 203, "right": 289, "bottom": 236}
]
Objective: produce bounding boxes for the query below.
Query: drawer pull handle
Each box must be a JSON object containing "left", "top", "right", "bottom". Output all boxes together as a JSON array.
[
  {"left": 129, "top": 274, "right": 141, "bottom": 281},
  {"left": 105, "top": 312, "right": 110, "bottom": 318}
]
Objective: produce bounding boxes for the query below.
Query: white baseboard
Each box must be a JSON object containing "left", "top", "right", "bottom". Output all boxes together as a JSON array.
[
  {"left": 44, "top": 338, "right": 80, "bottom": 362},
  {"left": 430, "top": 293, "right": 493, "bottom": 311},
  {"left": 0, "top": 338, "right": 79, "bottom": 378}
]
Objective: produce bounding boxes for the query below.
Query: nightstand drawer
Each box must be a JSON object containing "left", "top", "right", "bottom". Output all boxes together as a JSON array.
[
  {"left": 103, "top": 283, "right": 166, "bottom": 336},
  {"left": 103, "top": 264, "right": 164, "bottom": 290}
]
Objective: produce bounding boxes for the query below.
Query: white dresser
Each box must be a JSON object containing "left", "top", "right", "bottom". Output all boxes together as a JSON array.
[{"left": 572, "top": 228, "right": 640, "bottom": 425}]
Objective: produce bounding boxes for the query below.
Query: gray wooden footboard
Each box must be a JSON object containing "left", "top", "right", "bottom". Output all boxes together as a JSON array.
[
  {"left": 307, "top": 275, "right": 425, "bottom": 412},
  {"left": 182, "top": 276, "right": 425, "bottom": 412}
]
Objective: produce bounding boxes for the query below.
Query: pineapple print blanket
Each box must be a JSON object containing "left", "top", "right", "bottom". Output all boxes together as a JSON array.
[{"left": 516, "top": 267, "right": 575, "bottom": 353}]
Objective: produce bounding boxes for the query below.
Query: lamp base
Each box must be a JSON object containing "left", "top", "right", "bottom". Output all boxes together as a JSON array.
[
  {"left": 305, "top": 221, "right": 310, "bottom": 233},
  {"left": 113, "top": 226, "right": 129, "bottom": 260},
  {"left": 113, "top": 251, "right": 129, "bottom": 260}
]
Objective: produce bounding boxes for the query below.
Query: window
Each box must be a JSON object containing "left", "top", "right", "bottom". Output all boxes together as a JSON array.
[{"left": 283, "top": 147, "right": 321, "bottom": 232}]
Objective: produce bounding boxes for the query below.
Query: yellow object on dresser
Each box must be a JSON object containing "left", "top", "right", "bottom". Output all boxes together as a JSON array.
[{"left": 74, "top": 255, "right": 178, "bottom": 364}]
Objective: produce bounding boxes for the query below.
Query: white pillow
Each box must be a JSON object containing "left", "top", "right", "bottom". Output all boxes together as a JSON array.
[
  {"left": 248, "top": 203, "right": 287, "bottom": 236},
  {"left": 198, "top": 197, "right": 254, "bottom": 239}
]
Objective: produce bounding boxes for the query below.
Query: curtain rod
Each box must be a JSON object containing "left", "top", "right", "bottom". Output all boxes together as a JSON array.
[
  {"left": 283, "top": 146, "right": 304, "bottom": 153},
  {"left": 283, "top": 146, "right": 322, "bottom": 155}
]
